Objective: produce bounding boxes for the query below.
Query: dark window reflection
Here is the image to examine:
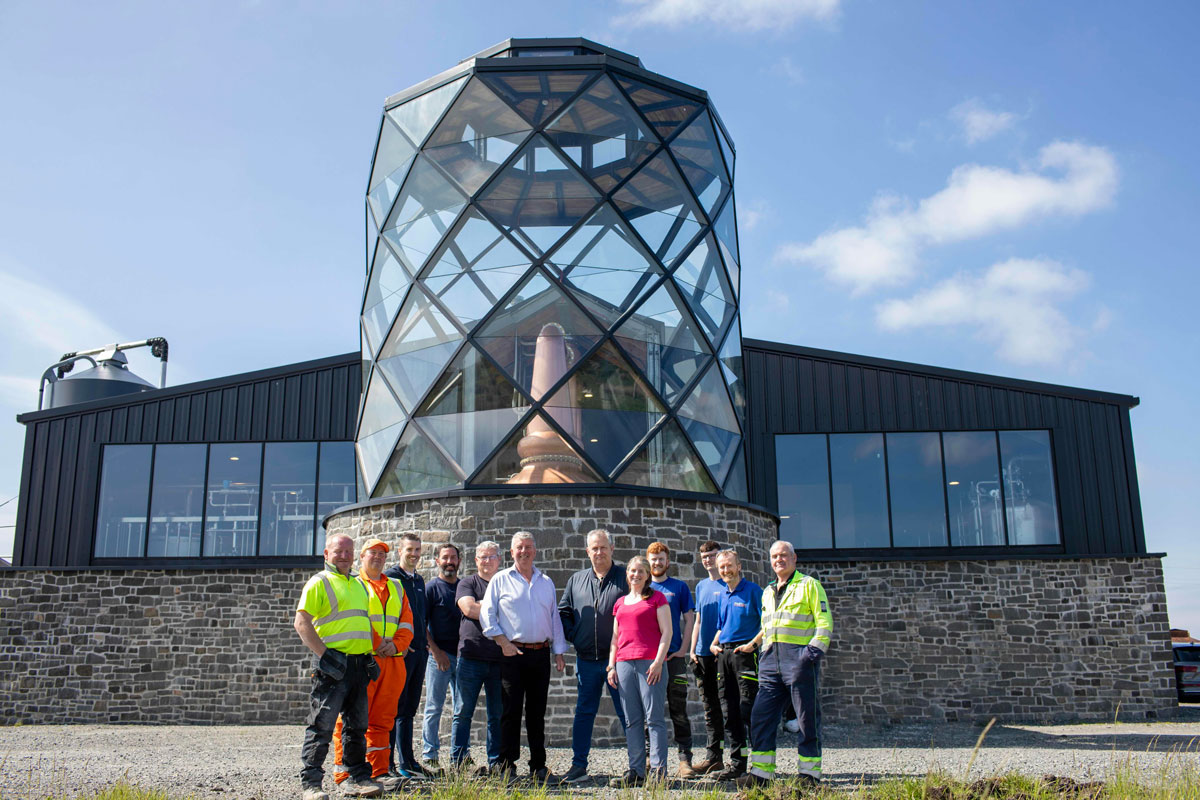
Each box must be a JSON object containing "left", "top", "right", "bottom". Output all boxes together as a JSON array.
[
  {"left": 1000, "top": 430, "right": 1061, "bottom": 545},
  {"left": 944, "top": 432, "right": 1004, "bottom": 546},
  {"left": 259, "top": 442, "right": 317, "bottom": 557},
  {"left": 775, "top": 434, "right": 832, "bottom": 549},
  {"left": 829, "top": 434, "right": 889, "bottom": 548},
  {"left": 94, "top": 445, "right": 152, "bottom": 558},
  {"left": 887, "top": 433, "right": 948, "bottom": 547},
  {"left": 316, "top": 442, "right": 358, "bottom": 554},
  {"left": 203, "top": 443, "right": 262, "bottom": 557},
  {"left": 146, "top": 444, "right": 206, "bottom": 557}
]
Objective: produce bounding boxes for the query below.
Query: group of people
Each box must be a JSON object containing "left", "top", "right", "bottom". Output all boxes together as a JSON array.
[{"left": 293, "top": 529, "right": 833, "bottom": 799}]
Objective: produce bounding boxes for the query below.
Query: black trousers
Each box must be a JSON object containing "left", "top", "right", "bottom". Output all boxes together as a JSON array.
[
  {"left": 391, "top": 646, "right": 427, "bottom": 769},
  {"left": 498, "top": 647, "right": 551, "bottom": 771},
  {"left": 716, "top": 645, "right": 758, "bottom": 769},
  {"left": 691, "top": 654, "right": 725, "bottom": 760},
  {"left": 301, "top": 653, "right": 373, "bottom": 788},
  {"left": 665, "top": 657, "right": 693, "bottom": 758}
]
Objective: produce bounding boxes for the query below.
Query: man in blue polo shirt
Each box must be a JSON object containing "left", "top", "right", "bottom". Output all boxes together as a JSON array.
[
  {"left": 707, "top": 549, "right": 763, "bottom": 782},
  {"left": 646, "top": 541, "right": 696, "bottom": 778},
  {"left": 688, "top": 540, "right": 726, "bottom": 775}
]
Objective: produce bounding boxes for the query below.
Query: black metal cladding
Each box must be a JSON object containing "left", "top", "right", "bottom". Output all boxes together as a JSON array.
[
  {"left": 12, "top": 352, "right": 361, "bottom": 567},
  {"left": 742, "top": 339, "right": 1147, "bottom": 558}
]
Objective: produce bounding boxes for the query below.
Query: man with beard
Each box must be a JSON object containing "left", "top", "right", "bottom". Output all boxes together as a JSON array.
[
  {"left": 451, "top": 540, "right": 505, "bottom": 774},
  {"left": 646, "top": 542, "right": 696, "bottom": 777},
  {"left": 557, "top": 529, "right": 628, "bottom": 785},
  {"left": 422, "top": 543, "right": 463, "bottom": 772},
  {"left": 385, "top": 534, "right": 432, "bottom": 780}
]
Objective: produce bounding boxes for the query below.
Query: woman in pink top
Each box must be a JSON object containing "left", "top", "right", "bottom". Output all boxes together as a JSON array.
[{"left": 606, "top": 555, "right": 672, "bottom": 786}]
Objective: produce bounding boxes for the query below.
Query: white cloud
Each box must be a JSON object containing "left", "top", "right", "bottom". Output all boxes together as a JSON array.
[
  {"left": 613, "top": 0, "right": 839, "bottom": 31},
  {"left": 0, "top": 268, "right": 121, "bottom": 357},
  {"left": 876, "top": 258, "right": 1090, "bottom": 365},
  {"left": 777, "top": 140, "right": 1118, "bottom": 293},
  {"left": 769, "top": 55, "right": 805, "bottom": 84},
  {"left": 950, "top": 98, "right": 1018, "bottom": 145},
  {"left": 0, "top": 375, "right": 39, "bottom": 410}
]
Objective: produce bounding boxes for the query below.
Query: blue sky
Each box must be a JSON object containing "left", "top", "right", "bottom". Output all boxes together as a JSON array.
[{"left": 1, "top": 1, "right": 1197, "bottom": 631}]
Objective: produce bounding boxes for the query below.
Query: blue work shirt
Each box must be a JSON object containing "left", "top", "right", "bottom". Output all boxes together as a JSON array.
[
  {"left": 716, "top": 578, "right": 763, "bottom": 645},
  {"left": 693, "top": 576, "right": 726, "bottom": 656},
  {"left": 650, "top": 576, "right": 693, "bottom": 654}
]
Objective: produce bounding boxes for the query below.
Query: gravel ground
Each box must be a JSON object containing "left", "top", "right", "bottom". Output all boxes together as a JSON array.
[{"left": 2, "top": 706, "right": 1197, "bottom": 799}]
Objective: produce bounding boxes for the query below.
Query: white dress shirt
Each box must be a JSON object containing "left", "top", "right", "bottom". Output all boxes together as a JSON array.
[{"left": 480, "top": 565, "right": 567, "bottom": 655}]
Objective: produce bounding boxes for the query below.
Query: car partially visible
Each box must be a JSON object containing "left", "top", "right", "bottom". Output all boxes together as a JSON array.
[{"left": 1174, "top": 644, "right": 1200, "bottom": 703}]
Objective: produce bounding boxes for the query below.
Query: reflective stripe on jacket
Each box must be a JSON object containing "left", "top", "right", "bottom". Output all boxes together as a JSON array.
[
  {"left": 364, "top": 575, "right": 415, "bottom": 649},
  {"left": 312, "top": 569, "right": 373, "bottom": 654},
  {"left": 761, "top": 570, "right": 833, "bottom": 651}
]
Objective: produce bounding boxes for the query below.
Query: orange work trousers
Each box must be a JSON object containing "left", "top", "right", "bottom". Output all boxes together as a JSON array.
[{"left": 334, "top": 654, "right": 407, "bottom": 781}]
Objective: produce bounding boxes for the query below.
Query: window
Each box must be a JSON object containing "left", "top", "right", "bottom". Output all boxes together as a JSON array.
[
  {"left": 94, "top": 442, "right": 356, "bottom": 560},
  {"left": 774, "top": 430, "right": 1060, "bottom": 551}
]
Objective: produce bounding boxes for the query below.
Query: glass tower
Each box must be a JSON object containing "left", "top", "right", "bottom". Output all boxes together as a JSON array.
[{"left": 357, "top": 39, "right": 747, "bottom": 502}]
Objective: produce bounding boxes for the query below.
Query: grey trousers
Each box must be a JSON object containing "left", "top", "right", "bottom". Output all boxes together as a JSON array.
[{"left": 616, "top": 659, "right": 668, "bottom": 778}]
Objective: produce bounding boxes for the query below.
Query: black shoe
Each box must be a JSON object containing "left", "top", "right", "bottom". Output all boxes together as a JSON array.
[
  {"left": 400, "top": 762, "right": 432, "bottom": 781},
  {"left": 715, "top": 766, "right": 746, "bottom": 782},
  {"left": 615, "top": 769, "right": 644, "bottom": 788},
  {"left": 489, "top": 764, "right": 516, "bottom": 784},
  {"left": 530, "top": 767, "right": 551, "bottom": 785},
  {"left": 735, "top": 773, "right": 770, "bottom": 789},
  {"left": 558, "top": 765, "right": 592, "bottom": 786}
]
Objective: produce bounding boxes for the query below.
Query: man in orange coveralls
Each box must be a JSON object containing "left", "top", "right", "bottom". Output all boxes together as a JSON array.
[{"left": 334, "top": 537, "right": 415, "bottom": 791}]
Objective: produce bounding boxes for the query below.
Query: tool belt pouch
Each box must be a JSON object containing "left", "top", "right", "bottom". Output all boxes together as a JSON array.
[
  {"left": 366, "top": 657, "right": 381, "bottom": 682},
  {"left": 316, "top": 649, "right": 347, "bottom": 681}
]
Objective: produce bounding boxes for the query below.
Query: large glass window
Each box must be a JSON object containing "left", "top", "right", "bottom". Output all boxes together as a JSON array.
[
  {"left": 146, "top": 444, "right": 206, "bottom": 557},
  {"left": 776, "top": 434, "right": 832, "bottom": 549},
  {"left": 203, "top": 443, "right": 262, "bottom": 557},
  {"left": 94, "top": 445, "right": 152, "bottom": 558},
  {"left": 829, "top": 433, "right": 889, "bottom": 548},
  {"left": 316, "top": 442, "right": 358, "bottom": 553},
  {"left": 887, "top": 433, "right": 948, "bottom": 548},
  {"left": 260, "top": 443, "right": 318, "bottom": 557},
  {"left": 1000, "top": 430, "right": 1061, "bottom": 545},
  {"left": 775, "top": 429, "right": 1059, "bottom": 551}
]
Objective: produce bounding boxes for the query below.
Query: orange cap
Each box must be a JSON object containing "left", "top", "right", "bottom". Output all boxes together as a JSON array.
[{"left": 361, "top": 537, "right": 390, "bottom": 553}]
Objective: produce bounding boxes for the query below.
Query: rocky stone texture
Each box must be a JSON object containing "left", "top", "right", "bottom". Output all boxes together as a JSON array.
[{"left": 0, "top": 493, "right": 1177, "bottom": 741}]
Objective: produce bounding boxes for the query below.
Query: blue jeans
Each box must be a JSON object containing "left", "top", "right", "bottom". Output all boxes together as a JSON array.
[
  {"left": 572, "top": 657, "right": 627, "bottom": 770},
  {"left": 451, "top": 656, "right": 503, "bottom": 766},
  {"left": 421, "top": 652, "right": 460, "bottom": 761}
]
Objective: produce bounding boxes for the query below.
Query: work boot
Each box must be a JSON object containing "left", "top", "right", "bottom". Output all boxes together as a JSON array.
[
  {"left": 302, "top": 788, "right": 330, "bottom": 800},
  {"left": 677, "top": 756, "right": 697, "bottom": 778},
  {"left": 691, "top": 755, "right": 723, "bottom": 775},
  {"left": 375, "top": 773, "right": 408, "bottom": 792},
  {"left": 715, "top": 765, "right": 746, "bottom": 782},
  {"left": 340, "top": 775, "right": 383, "bottom": 797},
  {"left": 735, "top": 773, "right": 771, "bottom": 789}
]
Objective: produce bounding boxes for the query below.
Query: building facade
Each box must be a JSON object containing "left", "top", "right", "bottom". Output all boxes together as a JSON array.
[{"left": 0, "top": 39, "right": 1177, "bottom": 732}]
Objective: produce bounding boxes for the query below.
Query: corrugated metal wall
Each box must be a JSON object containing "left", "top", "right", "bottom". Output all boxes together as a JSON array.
[
  {"left": 743, "top": 340, "right": 1146, "bottom": 557},
  {"left": 13, "top": 353, "right": 361, "bottom": 567}
]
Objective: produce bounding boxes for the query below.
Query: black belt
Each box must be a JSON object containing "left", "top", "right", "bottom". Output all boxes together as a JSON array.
[{"left": 721, "top": 640, "right": 752, "bottom": 652}]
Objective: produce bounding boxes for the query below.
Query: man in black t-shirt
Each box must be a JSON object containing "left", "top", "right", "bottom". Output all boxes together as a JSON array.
[
  {"left": 450, "top": 540, "right": 504, "bottom": 773},
  {"left": 421, "top": 543, "right": 462, "bottom": 771}
]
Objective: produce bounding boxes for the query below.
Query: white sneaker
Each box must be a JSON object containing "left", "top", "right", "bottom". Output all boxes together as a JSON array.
[{"left": 783, "top": 718, "right": 800, "bottom": 733}]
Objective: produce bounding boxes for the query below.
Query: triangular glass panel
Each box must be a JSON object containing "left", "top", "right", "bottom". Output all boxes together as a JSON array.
[
  {"left": 612, "top": 149, "right": 703, "bottom": 269},
  {"left": 671, "top": 234, "right": 736, "bottom": 345},
  {"left": 616, "top": 77, "right": 702, "bottom": 141},
  {"left": 423, "top": 77, "right": 533, "bottom": 196},
  {"left": 545, "top": 75, "right": 658, "bottom": 193},
  {"left": 480, "top": 71, "right": 594, "bottom": 128},
  {"left": 416, "top": 343, "right": 527, "bottom": 416},
  {"left": 470, "top": 410, "right": 603, "bottom": 485},
  {"left": 680, "top": 415, "right": 740, "bottom": 487},
  {"left": 474, "top": 269, "right": 603, "bottom": 401},
  {"left": 376, "top": 287, "right": 464, "bottom": 412},
  {"left": 382, "top": 155, "right": 467, "bottom": 277},
  {"left": 359, "top": 367, "right": 407, "bottom": 442},
  {"left": 613, "top": 279, "right": 711, "bottom": 408},
  {"left": 362, "top": 238, "right": 414, "bottom": 354},
  {"left": 547, "top": 204, "right": 662, "bottom": 330},
  {"left": 387, "top": 75, "right": 468, "bottom": 149},
  {"left": 718, "top": 323, "right": 748, "bottom": 430},
  {"left": 712, "top": 112, "right": 735, "bottom": 182},
  {"left": 367, "top": 120, "right": 417, "bottom": 229},
  {"left": 544, "top": 342, "right": 666, "bottom": 477},
  {"left": 723, "top": 445, "right": 748, "bottom": 503},
  {"left": 712, "top": 194, "right": 740, "bottom": 294},
  {"left": 373, "top": 422, "right": 462, "bottom": 498},
  {"left": 414, "top": 408, "right": 527, "bottom": 480},
  {"left": 678, "top": 358, "right": 740, "bottom": 435},
  {"left": 356, "top": 420, "right": 405, "bottom": 497},
  {"left": 614, "top": 418, "right": 717, "bottom": 493},
  {"left": 669, "top": 111, "right": 731, "bottom": 218},
  {"left": 476, "top": 134, "right": 602, "bottom": 257},
  {"left": 425, "top": 135, "right": 527, "bottom": 197},
  {"left": 420, "top": 208, "right": 531, "bottom": 333}
]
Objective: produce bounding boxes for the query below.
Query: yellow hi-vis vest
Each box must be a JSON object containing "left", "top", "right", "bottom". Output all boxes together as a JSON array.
[
  {"left": 364, "top": 575, "right": 413, "bottom": 644},
  {"left": 302, "top": 568, "right": 373, "bottom": 654},
  {"left": 761, "top": 569, "right": 833, "bottom": 652}
]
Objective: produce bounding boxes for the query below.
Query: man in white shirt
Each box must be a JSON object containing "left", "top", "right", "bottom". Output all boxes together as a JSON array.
[{"left": 480, "top": 531, "right": 567, "bottom": 784}]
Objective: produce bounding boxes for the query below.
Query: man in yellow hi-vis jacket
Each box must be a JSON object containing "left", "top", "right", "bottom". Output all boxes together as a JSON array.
[{"left": 736, "top": 540, "right": 833, "bottom": 789}]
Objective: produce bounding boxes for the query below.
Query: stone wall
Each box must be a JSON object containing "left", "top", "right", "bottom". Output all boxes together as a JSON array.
[{"left": 0, "top": 492, "right": 1177, "bottom": 741}]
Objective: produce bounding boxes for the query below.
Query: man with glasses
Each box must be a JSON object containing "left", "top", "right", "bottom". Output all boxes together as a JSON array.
[{"left": 450, "top": 540, "right": 504, "bottom": 774}]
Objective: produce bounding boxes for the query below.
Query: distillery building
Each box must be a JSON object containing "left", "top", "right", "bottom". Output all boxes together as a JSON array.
[{"left": 1, "top": 39, "right": 1176, "bottom": 733}]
